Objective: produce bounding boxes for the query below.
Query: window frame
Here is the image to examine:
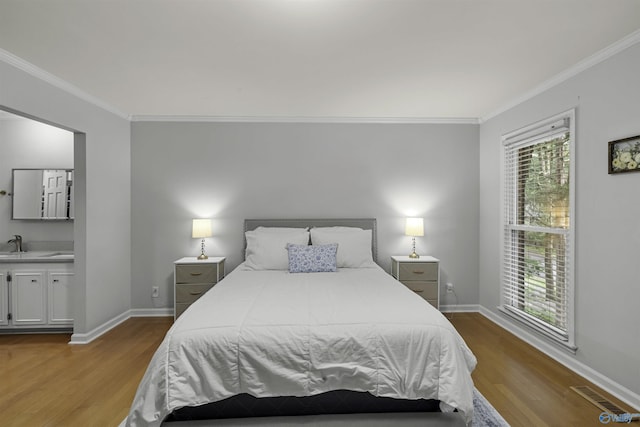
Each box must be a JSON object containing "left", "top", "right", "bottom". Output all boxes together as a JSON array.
[{"left": 499, "top": 109, "right": 576, "bottom": 352}]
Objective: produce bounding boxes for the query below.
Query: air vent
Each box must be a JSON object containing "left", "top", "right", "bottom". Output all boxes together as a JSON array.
[{"left": 570, "top": 386, "right": 628, "bottom": 415}]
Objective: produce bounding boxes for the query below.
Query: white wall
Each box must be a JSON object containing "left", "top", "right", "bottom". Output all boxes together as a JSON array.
[
  {"left": 479, "top": 44, "right": 640, "bottom": 403},
  {"left": 131, "top": 122, "right": 479, "bottom": 310},
  {"left": 0, "top": 58, "right": 132, "bottom": 335},
  {"left": 0, "top": 116, "right": 74, "bottom": 245}
]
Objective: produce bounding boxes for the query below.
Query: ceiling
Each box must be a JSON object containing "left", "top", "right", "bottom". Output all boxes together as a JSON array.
[{"left": 1, "top": 0, "right": 640, "bottom": 121}]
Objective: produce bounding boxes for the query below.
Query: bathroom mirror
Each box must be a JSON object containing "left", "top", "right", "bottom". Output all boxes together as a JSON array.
[{"left": 12, "top": 169, "right": 74, "bottom": 220}]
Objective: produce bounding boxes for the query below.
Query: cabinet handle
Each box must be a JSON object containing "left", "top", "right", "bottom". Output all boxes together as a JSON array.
[
  {"left": 412, "top": 270, "right": 424, "bottom": 274},
  {"left": 31, "top": 279, "right": 37, "bottom": 283},
  {"left": 53, "top": 279, "right": 59, "bottom": 283},
  {"left": 190, "top": 272, "right": 203, "bottom": 276},
  {"left": 189, "top": 291, "right": 203, "bottom": 296},
  {"left": 413, "top": 289, "right": 424, "bottom": 293}
]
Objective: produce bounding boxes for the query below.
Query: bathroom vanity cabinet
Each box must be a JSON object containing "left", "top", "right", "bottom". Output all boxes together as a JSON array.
[{"left": 0, "top": 262, "right": 74, "bottom": 330}]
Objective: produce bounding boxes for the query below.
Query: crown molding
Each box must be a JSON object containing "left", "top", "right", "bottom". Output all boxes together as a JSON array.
[
  {"left": 480, "top": 28, "right": 640, "bottom": 123},
  {"left": 0, "top": 110, "right": 29, "bottom": 121},
  {"left": 0, "top": 48, "right": 129, "bottom": 120},
  {"left": 130, "top": 115, "right": 480, "bottom": 124},
  {"left": 4, "top": 26, "right": 639, "bottom": 126}
]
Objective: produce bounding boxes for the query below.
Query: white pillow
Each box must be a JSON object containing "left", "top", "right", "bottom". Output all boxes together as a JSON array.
[
  {"left": 245, "top": 229, "right": 310, "bottom": 270},
  {"left": 310, "top": 227, "right": 375, "bottom": 268}
]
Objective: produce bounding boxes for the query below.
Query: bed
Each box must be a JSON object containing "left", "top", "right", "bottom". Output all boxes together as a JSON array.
[{"left": 122, "top": 219, "right": 476, "bottom": 426}]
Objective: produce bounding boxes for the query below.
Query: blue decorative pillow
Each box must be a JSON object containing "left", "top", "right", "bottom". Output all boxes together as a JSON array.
[{"left": 287, "top": 243, "right": 338, "bottom": 273}]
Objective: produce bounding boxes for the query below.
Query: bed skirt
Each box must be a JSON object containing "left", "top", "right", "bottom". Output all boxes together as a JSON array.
[{"left": 165, "top": 390, "right": 441, "bottom": 422}]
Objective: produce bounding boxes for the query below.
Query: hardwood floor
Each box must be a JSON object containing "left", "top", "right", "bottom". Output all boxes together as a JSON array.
[
  {"left": 446, "top": 313, "right": 636, "bottom": 427},
  {"left": 0, "top": 317, "right": 172, "bottom": 427},
  {"left": 0, "top": 313, "right": 634, "bottom": 426}
]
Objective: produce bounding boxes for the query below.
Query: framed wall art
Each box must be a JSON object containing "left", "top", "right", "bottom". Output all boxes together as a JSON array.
[{"left": 608, "top": 135, "right": 640, "bottom": 174}]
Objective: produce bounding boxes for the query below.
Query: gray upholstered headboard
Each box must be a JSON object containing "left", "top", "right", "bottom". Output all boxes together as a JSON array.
[{"left": 243, "top": 218, "right": 377, "bottom": 263}]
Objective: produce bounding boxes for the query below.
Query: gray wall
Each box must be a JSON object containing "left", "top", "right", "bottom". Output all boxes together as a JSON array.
[
  {"left": 0, "top": 59, "right": 131, "bottom": 335},
  {"left": 479, "top": 44, "right": 640, "bottom": 399},
  {"left": 131, "top": 122, "right": 479, "bottom": 310},
  {"left": 3, "top": 28, "right": 637, "bottom": 409},
  {"left": 0, "top": 116, "right": 74, "bottom": 245}
]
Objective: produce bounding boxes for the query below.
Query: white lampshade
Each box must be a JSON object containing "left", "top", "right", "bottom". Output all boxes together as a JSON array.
[
  {"left": 405, "top": 217, "right": 424, "bottom": 237},
  {"left": 192, "top": 219, "right": 212, "bottom": 238}
]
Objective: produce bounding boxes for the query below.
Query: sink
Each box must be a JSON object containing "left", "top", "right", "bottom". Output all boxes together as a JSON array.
[
  {"left": 0, "top": 252, "right": 19, "bottom": 258},
  {"left": 41, "top": 252, "right": 74, "bottom": 259},
  {"left": 28, "top": 251, "right": 74, "bottom": 258},
  {"left": 0, "top": 251, "right": 74, "bottom": 259}
]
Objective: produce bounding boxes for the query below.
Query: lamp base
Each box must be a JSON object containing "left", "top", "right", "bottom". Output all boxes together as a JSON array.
[
  {"left": 197, "top": 238, "right": 208, "bottom": 260},
  {"left": 408, "top": 236, "right": 420, "bottom": 258}
]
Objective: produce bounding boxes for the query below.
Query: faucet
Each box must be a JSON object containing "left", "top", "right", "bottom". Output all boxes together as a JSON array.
[{"left": 7, "top": 235, "right": 23, "bottom": 252}]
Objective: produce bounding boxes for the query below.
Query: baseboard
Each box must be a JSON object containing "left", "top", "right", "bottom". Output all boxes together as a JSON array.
[
  {"left": 69, "top": 310, "right": 131, "bottom": 345},
  {"left": 479, "top": 306, "right": 640, "bottom": 412},
  {"left": 440, "top": 304, "right": 480, "bottom": 313},
  {"left": 130, "top": 308, "right": 174, "bottom": 317},
  {"left": 69, "top": 308, "right": 174, "bottom": 344}
]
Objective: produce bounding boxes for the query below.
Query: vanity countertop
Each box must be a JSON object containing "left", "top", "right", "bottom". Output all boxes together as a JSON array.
[{"left": 0, "top": 251, "right": 74, "bottom": 263}]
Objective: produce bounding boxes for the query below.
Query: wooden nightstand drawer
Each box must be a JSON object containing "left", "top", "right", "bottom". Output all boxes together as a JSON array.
[
  {"left": 403, "top": 281, "right": 438, "bottom": 300},
  {"left": 174, "top": 257, "right": 225, "bottom": 320},
  {"left": 398, "top": 262, "right": 438, "bottom": 281},
  {"left": 175, "top": 264, "right": 218, "bottom": 284},
  {"left": 175, "top": 303, "right": 190, "bottom": 319},
  {"left": 391, "top": 255, "right": 440, "bottom": 310},
  {"left": 176, "top": 283, "right": 214, "bottom": 304},
  {"left": 425, "top": 299, "right": 438, "bottom": 309}
]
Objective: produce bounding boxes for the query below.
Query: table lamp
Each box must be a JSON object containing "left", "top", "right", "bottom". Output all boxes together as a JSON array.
[
  {"left": 192, "top": 218, "right": 212, "bottom": 260},
  {"left": 405, "top": 217, "right": 424, "bottom": 259}
]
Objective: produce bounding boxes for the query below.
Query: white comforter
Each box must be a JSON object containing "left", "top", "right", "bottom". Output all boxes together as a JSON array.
[{"left": 123, "top": 265, "right": 477, "bottom": 426}]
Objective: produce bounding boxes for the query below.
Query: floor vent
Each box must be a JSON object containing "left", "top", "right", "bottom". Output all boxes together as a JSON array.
[{"left": 570, "top": 386, "right": 628, "bottom": 415}]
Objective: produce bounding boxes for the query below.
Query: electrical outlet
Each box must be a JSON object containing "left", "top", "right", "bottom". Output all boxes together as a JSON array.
[
  {"left": 446, "top": 283, "right": 454, "bottom": 293},
  {"left": 152, "top": 286, "right": 159, "bottom": 297}
]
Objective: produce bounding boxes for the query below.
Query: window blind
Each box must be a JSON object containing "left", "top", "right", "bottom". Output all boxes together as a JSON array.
[{"left": 502, "top": 111, "right": 575, "bottom": 348}]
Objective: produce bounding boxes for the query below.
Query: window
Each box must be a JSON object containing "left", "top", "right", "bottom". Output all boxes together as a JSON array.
[{"left": 501, "top": 110, "right": 575, "bottom": 351}]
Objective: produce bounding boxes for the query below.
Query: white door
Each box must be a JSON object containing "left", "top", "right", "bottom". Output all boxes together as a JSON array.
[
  {"left": 11, "top": 271, "right": 47, "bottom": 325},
  {"left": 12, "top": 169, "right": 43, "bottom": 219},
  {"left": 0, "top": 271, "right": 8, "bottom": 326},
  {"left": 48, "top": 271, "right": 74, "bottom": 325},
  {"left": 67, "top": 170, "right": 74, "bottom": 219},
  {"left": 42, "top": 169, "right": 67, "bottom": 219}
]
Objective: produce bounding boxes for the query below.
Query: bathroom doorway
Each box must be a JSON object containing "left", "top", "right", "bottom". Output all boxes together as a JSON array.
[{"left": 0, "top": 107, "right": 85, "bottom": 333}]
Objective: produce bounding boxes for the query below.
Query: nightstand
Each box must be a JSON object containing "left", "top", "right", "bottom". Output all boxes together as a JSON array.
[
  {"left": 174, "top": 257, "right": 225, "bottom": 320},
  {"left": 391, "top": 255, "right": 440, "bottom": 310}
]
